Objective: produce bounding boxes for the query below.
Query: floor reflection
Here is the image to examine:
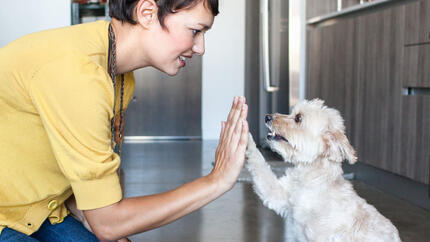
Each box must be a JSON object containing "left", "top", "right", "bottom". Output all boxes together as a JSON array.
[{"left": 120, "top": 141, "right": 430, "bottom": 242}]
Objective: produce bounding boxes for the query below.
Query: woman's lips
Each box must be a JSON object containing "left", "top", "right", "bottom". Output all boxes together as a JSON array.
[{"left": 179, "top": 56, "right": 186, "bottom": 67}]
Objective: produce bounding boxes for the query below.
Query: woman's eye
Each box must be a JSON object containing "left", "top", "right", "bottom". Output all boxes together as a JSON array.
[
  {"left": 294, "top": 113, "right": 302, "bottom": 123},
  {"left": 192, "top": 29, "right": 201, "bottom": 36}
]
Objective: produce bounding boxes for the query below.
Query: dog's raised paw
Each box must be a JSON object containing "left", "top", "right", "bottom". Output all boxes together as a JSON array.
[
  {"left": 247, "top": 133, "right": 257, "bottom": 149},
  {"left": 246, "top": 133, "right": 260, "bottom": 159}
]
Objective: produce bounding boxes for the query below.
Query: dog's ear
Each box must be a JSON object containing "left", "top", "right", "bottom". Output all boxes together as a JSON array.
[{"left": 323, "top": 130, "right": 357, "bottom": 164}]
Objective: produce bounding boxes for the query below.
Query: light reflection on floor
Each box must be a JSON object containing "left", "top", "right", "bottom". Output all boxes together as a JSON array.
[{"left": 121, "top": 141, "right": 430, "bottom": 242}]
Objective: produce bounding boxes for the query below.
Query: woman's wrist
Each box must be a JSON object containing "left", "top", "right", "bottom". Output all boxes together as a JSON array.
[{"left": 206, "top": 170, "right": 235, "bottom": 194}]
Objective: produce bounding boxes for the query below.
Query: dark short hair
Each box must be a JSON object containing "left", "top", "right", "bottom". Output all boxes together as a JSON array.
[{"left": 109, "top": 0, "right": 219, "bottom": 28}]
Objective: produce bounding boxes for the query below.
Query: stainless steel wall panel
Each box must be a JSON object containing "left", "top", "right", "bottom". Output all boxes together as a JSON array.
[{"left": 124, "top": 57, "right": 202, "bottom": 138}]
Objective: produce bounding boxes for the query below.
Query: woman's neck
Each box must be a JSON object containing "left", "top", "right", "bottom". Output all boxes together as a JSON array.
[{"left": 110, "top": 18, "right": 151, "bottom": 74}]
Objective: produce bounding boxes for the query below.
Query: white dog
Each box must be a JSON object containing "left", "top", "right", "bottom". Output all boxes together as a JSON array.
[{"left": 246, "top": 99, "right": 401, "bottom": 242}]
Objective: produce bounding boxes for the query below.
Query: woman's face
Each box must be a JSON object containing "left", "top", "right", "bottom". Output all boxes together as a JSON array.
[{"left": 148, "top": 1, "right": 215, "bottom": 76}]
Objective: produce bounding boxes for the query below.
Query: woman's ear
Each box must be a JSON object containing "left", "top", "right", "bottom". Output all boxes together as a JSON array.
[
  {"left": 323, "top": 130, "right": 357, "bottom": 164},
  {"left": 135, "top": 0, "right": 158, "bottom": 28}
]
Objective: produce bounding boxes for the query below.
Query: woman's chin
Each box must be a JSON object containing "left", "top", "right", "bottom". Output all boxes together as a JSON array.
[
  {"left": 165, "top": 67, "right": 181, "bottom": 76},
  {"left": 165, "top": 70, "right": 180, "bottom": 76},
  {"left": 154, "top": 65, "right": 181, "bottom": 76}
]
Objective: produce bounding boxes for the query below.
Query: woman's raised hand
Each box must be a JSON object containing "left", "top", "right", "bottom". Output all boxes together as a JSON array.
[{"left": 210, "top": 96, "right": 249, "bottom": 190}]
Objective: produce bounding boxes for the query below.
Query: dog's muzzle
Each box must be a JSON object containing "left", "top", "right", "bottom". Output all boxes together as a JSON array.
[
  {"left": 267, "top": 132, "right": 289, "bottom": 142},
  {"left": 265, "top": 115, "right": 289, "bottom": 142}
]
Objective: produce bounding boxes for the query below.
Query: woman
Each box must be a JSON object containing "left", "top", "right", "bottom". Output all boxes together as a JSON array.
[{"left": 0, "top": 0, "right": 249, "bottom": 241}]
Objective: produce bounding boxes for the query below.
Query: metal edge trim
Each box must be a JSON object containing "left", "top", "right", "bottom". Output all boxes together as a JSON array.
[{"left": 307, "top": 0, "right": 396, "bottom": 25}]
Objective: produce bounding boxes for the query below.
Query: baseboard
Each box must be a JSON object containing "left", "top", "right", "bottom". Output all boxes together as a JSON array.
[
  {"left": 343, "top": 162, "right": 430, "bottom": 211},
  {"left": 124, "top": 136, "right": 201, "bottom": 143}
]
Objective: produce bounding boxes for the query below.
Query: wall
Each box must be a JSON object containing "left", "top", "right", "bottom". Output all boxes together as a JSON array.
[
  {"left": 202, "top": 0, "right": 246, "bottom": 140},
  {"left": 0, "top": 0, "right": 71, "bottom": 47}
]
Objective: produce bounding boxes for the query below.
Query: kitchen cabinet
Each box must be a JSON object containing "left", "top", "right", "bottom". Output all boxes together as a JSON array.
[
  {"left": 306, "top": 0, "right": 430, "bottom": 184},
  {"left": 306, "top": 18, "right": 358, "bottom": 143},
  {"left": 404, "top": 45, "right": 430, "bottom": 88},
  {"left": 306, "top": 3, "right": 430, "bottom": 184},
  {"left": 354, "top": 6, "right": 408, "bottom": 178},
  {"left": 401, "top": 0, "right": 430, "bottom": 184},
  {"left": 307, "top": 6, "right": 406, "bottom": 175},
  {"left": 400, "top": 96, "right": 430, "bottom": 184},
  {"left": 404, "top": 0, "right": 430, "bottom": 45},
  {"left": 403, "top": 0, "right": 430, "bottom": 88}
]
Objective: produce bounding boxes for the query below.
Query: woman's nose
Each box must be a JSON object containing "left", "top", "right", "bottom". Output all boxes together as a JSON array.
[{"left": 192, "top": 35, "right": 205, "bottom": 55}]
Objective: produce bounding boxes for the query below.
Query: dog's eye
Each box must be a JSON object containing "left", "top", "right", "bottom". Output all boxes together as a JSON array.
[{"left": 294, "top": 113, "right": 302, "bottom": 123}]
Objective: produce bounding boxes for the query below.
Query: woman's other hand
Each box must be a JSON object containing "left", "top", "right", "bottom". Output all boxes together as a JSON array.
[
  {"left": 210, "top": 96, "right": 249, "bottom": 190},
  {"left": 66, "top": 196, "right": 131, "bottom": 242},
  {"left": 66, "top": 195, "right": 92, "bottom": 232}
]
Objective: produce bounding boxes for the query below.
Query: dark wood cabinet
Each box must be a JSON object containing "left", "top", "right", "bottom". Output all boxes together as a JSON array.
[
  {"left": 354, "top": 6, "right": 406, "bottom": 178},
  {"left": 404, "top": 0, "right": 430, "bottom": 45},
  {"left": 400, "top": 96, "right": 430, "bottom": 183},
  {"left": 402, "top": 0, "right": 430, "bottom": 184},
  {"left": 307, "top": 18, "right": 358, "bottom": 144},
  {"left": 404, "top": 45, "right": 430, "bottom": 88},
  {"left": 404, "top": 0, "right": 430, "bottom": 88},
  {"left": 306, "top": 3, "right": 430, "bottom": 184}
]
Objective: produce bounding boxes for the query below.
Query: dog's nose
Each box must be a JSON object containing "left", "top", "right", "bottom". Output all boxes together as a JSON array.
[{"left": 265, "top": 115, "right": 273, "bottom": 123}]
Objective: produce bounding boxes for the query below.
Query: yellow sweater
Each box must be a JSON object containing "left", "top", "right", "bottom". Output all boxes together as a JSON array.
[{"left": 0, "top": 20, "right": 135, "bottom": 235}]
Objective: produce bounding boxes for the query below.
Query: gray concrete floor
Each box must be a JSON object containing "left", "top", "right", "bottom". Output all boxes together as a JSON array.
[{"left": 121, "top": 141, "right": 430, "bottom": 242}]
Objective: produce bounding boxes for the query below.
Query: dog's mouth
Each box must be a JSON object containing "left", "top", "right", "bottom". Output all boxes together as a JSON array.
[
  {"left": 267, "top": 130, "right": 289, "bottom": 143},
  {"left": 265, "top": 116, "right": 288, "bottom": 143}
]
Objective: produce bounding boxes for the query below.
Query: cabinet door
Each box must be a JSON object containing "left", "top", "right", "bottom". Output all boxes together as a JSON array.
[
  {"left": 404, "top": 45, "right": 430, "bottom": 88},
  {"left": 400, "top": 96, "right": 430, "bottom": 184},
  {"left": 306, "top": 18, "right": 358, "bottom": 145},
  {"left": 354, "top": 6, "right": 405, "bottom": 175},
  {"left": 404, "top": 0, "right": 430, "bottom": 88},
  {"left": 404, "top": 0, "right": 430, "bottom": 45}
]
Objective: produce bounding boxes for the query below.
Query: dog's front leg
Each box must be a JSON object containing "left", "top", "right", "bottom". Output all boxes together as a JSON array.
[{"left": 246, "top": 134, "right": 289, "bottom": 214}]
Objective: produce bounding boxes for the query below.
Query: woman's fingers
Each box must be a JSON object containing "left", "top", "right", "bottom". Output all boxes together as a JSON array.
[
  {"left": 225, "top": 97, "right": 239, "bottom": 126},
  {"left": 217, "top": 96, "right": 247, "bottom": 150},
  {"left": 230, "top": 103, "right": 248, "bottom": 149},
  {"left": 237, "top": 121, "right": 249, "bottom": 154},
  {"left": 220, "top": 97, "right": 238, "bottom": 144},
  {"left": 225, "top": 97, "right": 245, "bottom": 144},
  {"left": 216, "top": 121, "right": 225, "bottom": 155},
  {"left": 219, "top": 121, "right": 226, "bottom": 140}
]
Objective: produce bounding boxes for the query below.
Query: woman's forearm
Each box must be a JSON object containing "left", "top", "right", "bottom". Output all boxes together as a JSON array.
[{"left": 84, "top": 174, "right": 228, "bottom": 241}]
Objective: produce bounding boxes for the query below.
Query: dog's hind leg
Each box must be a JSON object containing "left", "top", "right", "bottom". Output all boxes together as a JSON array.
[{"left": 246, "top": 134, "right": 289, "bottom": 213}]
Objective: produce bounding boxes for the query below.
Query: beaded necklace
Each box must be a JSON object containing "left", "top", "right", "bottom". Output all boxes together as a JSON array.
[{"left": 108, "top": 23, "right": 125, "bottom": 156}]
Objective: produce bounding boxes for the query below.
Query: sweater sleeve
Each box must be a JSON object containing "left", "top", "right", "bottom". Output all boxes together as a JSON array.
[{"left": 29, "top": 54, "right": 122, "bottom": 210}]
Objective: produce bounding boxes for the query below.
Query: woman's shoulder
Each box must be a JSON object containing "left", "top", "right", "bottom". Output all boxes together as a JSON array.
[{"left": 4, "top": 21, "right": 110, "bottom": 68}]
